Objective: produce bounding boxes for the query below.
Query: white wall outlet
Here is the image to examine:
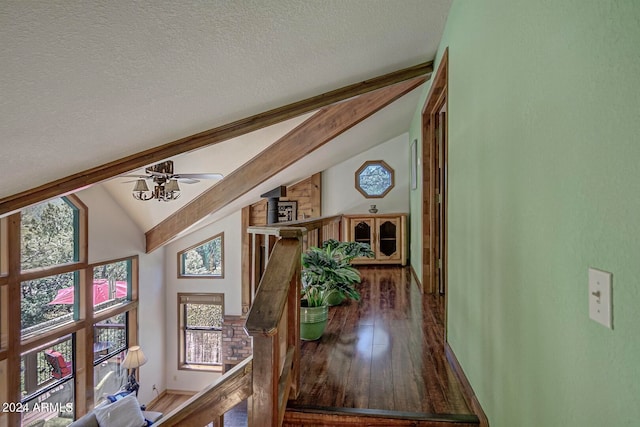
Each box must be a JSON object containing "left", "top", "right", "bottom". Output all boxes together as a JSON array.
[{"left": 588, "top": 267, "right": 613, "bottom": 329}]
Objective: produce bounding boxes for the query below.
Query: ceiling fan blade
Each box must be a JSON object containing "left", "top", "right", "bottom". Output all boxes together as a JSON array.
[
  {"left": 147, "top": 170, "right": 171, "bottom": 177},
  {"left": 176, "top": 178, "right": 200, "bottom": 184},
  {"left": 120, "top": 175, "right": 151, "bottom": 179},
  {"left": 175, "top": 173, "right": 224, "bottom": 180}
]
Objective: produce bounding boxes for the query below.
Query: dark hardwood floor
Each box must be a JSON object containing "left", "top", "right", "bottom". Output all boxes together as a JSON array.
[
  {"left": 287, "top": 266, "right": 476, "bottom": 423},
  {"left": 151, "top": 266, "right": 477, "bottom": 426}
]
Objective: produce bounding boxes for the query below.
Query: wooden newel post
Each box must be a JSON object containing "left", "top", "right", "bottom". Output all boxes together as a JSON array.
[
  {"left": 249, "top": 333, "right": 280, "bottom": 427},
  {"left": 244, "top": 231, "right": 303, "bottom": 427}
]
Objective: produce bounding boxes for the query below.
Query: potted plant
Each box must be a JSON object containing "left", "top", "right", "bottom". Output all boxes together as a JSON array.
[
  {"left": 299, "top": 240, "right": 373, "bottom": 340},
  {"left": 302, "top": 239, "right": 374, "bottom": 306},
  {"left": 299, "top": 279, "right": 330, "bottom": 341}
]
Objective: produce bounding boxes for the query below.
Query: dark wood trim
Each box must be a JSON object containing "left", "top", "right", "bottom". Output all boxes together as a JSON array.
[
  {"left": 6, "top": 214, "right": 21, "bottom": 426},
  {"left": 284, "top": 405, "right": 479, "bottom": 426},
  {"left": 92, "top": 300, "right": 139, "bottom": 324},
  {"left": 18, "top": 262, "right": 88, "bottom": 282},
  {"left": 445, "top": 343, "right": 490, "bottom": 427},
  {"left": 0, "top": 62, "right": 433, "bottom": 218},
  {"left": 0, "top": 285, "right": 7, "bottom": 352},
  {"left": 421, "top": 48, "right": 448, "bottom": 294},
  {"left": 146, "top": 77, "right": 426, "bottom": 252},
  {"left": 20, "top": 320, "right": 86, "bottom": 353},
  {"left": 241, "top": 206, "right": 252, "bottom": 316},
  {"left": 0, "top": 216, "right": 8, "bottom": 278}
]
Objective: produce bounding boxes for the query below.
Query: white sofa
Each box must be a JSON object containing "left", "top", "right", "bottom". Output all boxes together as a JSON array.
[{"left": 69, "top": 394, "right": 162, "bottom": 427}]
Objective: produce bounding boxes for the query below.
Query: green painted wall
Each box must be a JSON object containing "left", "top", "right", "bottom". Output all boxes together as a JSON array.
[{"left": 410, "top": 1, "right": 640, "bottom": 425}]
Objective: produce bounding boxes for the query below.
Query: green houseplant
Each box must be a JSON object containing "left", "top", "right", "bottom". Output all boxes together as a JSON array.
[
  {"left": 302, "top": 239, "right": 374, "bottom": 305},
  {"left": 299, "top": 240, "right": 373, "bottom": 340}
]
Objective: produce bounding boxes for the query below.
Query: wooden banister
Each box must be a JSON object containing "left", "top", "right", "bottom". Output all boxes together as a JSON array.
[
  {"left": 245, "top": 238, "right": 301, "bottom": 335},
  {"left": 154, "top": 356, "right": 253, "bottom": 426},
  {"left": 245, "top": 236, "right": 302, "bottom": 427},
  {"left": 155, "top": 215, "right": 342, "bottom": 427}
]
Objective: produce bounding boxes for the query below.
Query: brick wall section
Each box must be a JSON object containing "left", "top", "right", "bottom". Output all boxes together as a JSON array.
[{"left": 222, "top": 316, "right": 252, "bottom": 367}]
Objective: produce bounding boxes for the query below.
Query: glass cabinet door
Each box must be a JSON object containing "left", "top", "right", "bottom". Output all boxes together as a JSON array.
[
  {"left": 376, "top": 218, "right": 401, "bottom": 261},
  {"left": 354, "top": 219, "right": 373, "bottom": 247}
]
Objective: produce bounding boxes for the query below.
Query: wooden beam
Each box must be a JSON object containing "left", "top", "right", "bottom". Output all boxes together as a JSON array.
[
  {"left": 0, "top": 62, "right": 433, "bottom": 217},
  {"left": 146, "top": 76, "right": 426, "bottom": 252}
]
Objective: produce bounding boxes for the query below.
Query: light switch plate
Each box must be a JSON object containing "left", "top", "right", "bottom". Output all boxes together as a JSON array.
[{"left": 588, "top": 267, "right": 613, "bottom": 329}]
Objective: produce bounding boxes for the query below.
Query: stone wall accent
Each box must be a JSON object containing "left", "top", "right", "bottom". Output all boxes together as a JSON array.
[{"left": 222, "top": 316, "right": 252, "bottom": 367}]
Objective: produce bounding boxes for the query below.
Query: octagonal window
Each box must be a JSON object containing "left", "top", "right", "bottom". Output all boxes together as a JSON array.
[{"left": 355, "top": 160, "right": 395, "bottom": 198}]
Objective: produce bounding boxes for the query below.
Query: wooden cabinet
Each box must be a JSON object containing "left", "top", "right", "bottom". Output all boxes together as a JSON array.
[{"left": 343, "top": 213, "right": 407, "bottom": 265}]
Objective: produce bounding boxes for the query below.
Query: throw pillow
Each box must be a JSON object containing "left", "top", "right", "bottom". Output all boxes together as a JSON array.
[{"left": 93, "top": 394, "right": 146, "bottom": 427}]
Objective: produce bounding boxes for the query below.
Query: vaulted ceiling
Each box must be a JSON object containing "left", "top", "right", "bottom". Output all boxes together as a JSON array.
[{"left": 1, "top": 1, "right": 452, "bottom": 241}]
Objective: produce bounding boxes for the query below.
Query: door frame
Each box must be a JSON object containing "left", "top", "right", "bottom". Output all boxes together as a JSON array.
[{"left": 421, "top": 48, "right": 449, "bottom": 296}]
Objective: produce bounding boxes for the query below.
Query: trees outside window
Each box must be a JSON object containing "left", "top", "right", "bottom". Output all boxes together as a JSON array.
[
  {"left": 178, "top": 293, "right": 223, "bottom": 371},
  {"left": 178, "top": 233, "right": 224, "bottom": 278},
  {"left": 355, "top": 160, "right": 395, "bottom": 198},
  {"left": 0, "top": 195, "right": 140, "bottom": 425}
]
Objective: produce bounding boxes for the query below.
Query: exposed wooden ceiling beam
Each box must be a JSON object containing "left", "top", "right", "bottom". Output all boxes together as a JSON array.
[
  {"left": 0, "top": 62, "right": 433, "bottom": 217},
  {"left": 145, "top": 76, "right": 427, "bottom": 252}
]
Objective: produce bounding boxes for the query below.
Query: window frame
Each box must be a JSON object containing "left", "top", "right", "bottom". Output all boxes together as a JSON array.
[
  {"left": 91, "top": 258, "right": 133, "bottom": 313},
  {"left": 177, "top": 232, "right": 224, "bottom": 279},
  {"left": 354, "top": 160, "right": 396, "bottom": 198},
  {"left": 177, "top": 293, "right": 224, "bottom": 372},
  {"left": 0, "top": 195, "right": 142, "bottom": 424}
]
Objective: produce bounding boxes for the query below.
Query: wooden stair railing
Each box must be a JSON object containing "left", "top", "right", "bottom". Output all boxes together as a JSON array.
[
  {"left": 245, "top": 228, "right": 305, "bottom": 427},
  {"left": 154, "top": 356, "right": 253, "bottom": 426},
  {"left": 155, "top": 216, "right": 342, "bottom": 427}
]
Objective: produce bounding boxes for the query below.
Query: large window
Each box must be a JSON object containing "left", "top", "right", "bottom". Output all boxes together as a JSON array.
[
  {"left": 22, "top": 272, "right": 77, "bottom": 337},
  {"left": 178, "top": 293, "right": 223, "bottom": 371},
  {"left": 21, "top": 198, "right": 79, "bottom": 270},
  {"left": 0, "top": 196, "right": 141, "bottom": 425},
  {"left": 20, "top": 335, "right": 75, "bottom": 425},
  {"left": 93, "top": 313, "right": 128, "bottom": 405},
  {"left": 92, "top": 259, "right": 131, "bottom": 312},
  {"left": 178, "top": 233, "right": 224, "bottom": 278}
]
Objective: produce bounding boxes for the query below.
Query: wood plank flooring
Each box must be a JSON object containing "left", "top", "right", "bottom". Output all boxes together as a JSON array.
[
  {"left": 150, "top": 266, "right": 477, "bottom": 426},
  {"left": 287, "top": 266, "right": 475, "bottom": 420}
]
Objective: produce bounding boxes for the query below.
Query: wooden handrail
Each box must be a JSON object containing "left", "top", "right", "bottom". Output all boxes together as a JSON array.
[
  {"left": 154, "top": 356, "right": 253, "bottom": 426},
  {"left": 246, "top": 225, "right": 308, "bottom": 239},
  {"left": 155, "top": 215, "right": 342, "bottom": 427},
  {"left": 245, "top": 239, "right": 301, "bottom": 336},
  {"left": 247, "top": 214, "right": 342, "bottom": 235},
  {"left": 244, "top": 236, "right": 301, "bottom": 426}
]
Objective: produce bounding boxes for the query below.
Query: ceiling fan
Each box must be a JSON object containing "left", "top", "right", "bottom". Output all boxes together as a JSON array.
[{"left": 122, "top": 160, "right": 223, "bottom": 201}]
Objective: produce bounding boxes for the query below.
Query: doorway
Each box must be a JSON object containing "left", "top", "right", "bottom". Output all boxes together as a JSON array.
[{"left": 421, "top": 48, "right": 448, "bottom": 299}]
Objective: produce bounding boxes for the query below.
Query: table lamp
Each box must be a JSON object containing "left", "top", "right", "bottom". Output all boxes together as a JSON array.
[{"left": 121, "top": 345, "right": 147, "bottom": 395}]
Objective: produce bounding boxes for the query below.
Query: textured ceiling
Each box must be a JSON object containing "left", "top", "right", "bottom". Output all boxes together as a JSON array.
[{"left": 1, "top": 0, "right": 451, "bottom": 230}]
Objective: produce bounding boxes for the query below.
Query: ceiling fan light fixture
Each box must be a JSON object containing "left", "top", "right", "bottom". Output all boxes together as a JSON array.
[
  {"left": 165, "top": 179, "right": 180, "bottom": 192},
  {"left": 133, "top": 179, "right": 149, "bottom": 192},
  {"left": 125, "top": 160, "right": 220, "bottom": 202}
]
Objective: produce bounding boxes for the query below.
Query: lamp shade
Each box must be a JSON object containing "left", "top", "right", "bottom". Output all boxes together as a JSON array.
[
  {"left": 121, "top": 345, "right": 148, "bottom": 370},
  {"left": 133, "top": 179, "right": 150, "bottom": 192},
  {"left": 165, "top": 179, "right": 180, "bottom": 192}
]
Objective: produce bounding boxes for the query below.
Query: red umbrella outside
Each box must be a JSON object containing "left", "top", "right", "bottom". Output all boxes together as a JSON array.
[{"left": 48, "top": 280, "right": 127, "bottom": 305}]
